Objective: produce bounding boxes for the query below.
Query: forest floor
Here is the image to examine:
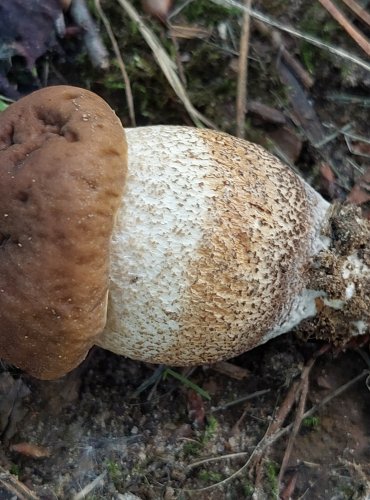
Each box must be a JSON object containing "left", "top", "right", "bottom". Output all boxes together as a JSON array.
[{"left": 0, "top": 0, "right": 369, "bottom": 498}]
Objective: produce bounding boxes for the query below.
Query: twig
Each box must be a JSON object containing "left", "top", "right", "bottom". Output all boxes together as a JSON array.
[
  {"left": 277, "top": 346, "right": 330, "bottom": 487},
  {"left": 94, "top": 0, "right": 136, "bottom": 126},
  {"left": 191, "top": 370, "right": 370, "bottom": 493},
  {"left": 210, "top": 0, "right": 370, "bottom": 72},
  {"left": 188, "top": 451, "right": 249, "bottom": 468},
  {"left": 212, "top": 389, "right": 270, "bottom": 412},
  {"left": 252, "top": 379, "right": 300, "bottom": 492},
  {"left": 297, "top": 369, "right": 368, "bottom": 422},
  {"left": 267, "top": 381, "right": 300, "bottom": 436},
  {"left": 73, "top": 471, "right": 107, "bottom": 500},
  {"left": 70, "top": 0, "right": 110, "bottom": 69},
  {"left": 341, "top": 0, "right": 370, "bottom": 27},
  {"left": 115, "top": 0, "right": 216, "bottom": 128},
  {"left": 168, "top": 31, "right": 187, "bottom": 85},
  {"left": 236, "top": 0, "right": 252, "bottom": 137},
  {"left": 184, "top": 368, "right": 369, "bottom": 492},
  {"left": 277, "top": 357, "right": 315, "bottom": 487},
  {"left": 0, "top": 466, "right": 39, "bottom": 500},
  {"left": 317, "top": 0, "right": 370, "bottom": 57},
  {"left": 210, "top": 360, "right": 251, "bottom": 380}
]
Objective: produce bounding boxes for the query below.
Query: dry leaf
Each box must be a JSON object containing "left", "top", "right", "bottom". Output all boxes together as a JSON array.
[{"left": 10, "top": 442, "right": 51, "bottom": 458}]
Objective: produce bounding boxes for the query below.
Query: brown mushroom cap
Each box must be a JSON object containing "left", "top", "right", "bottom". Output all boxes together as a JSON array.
[{"left": 0, "top": 86, "right": 127, "bottom": 379}]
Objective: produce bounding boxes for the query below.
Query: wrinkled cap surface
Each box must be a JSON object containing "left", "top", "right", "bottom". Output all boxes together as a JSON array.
[{"left": 0, "top": 86, "right": 127, "bottom": 379}]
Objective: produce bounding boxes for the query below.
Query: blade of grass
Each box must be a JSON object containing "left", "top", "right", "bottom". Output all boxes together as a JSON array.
[{"left": 163, "top": 368, "right": 211, "bottom": 400}]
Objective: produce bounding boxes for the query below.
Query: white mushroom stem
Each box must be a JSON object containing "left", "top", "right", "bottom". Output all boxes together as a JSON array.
[{"left": 97, "top": 126, "right": 370, "bottom": 365}]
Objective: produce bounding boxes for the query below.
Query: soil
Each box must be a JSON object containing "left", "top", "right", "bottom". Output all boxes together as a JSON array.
[{"left": 0, "top": 0, "right": 369, "bottom": 499}]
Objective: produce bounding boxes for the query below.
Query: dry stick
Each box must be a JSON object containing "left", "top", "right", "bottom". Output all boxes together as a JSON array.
[
  {"left": 211, "top": 360, "right": 251, "bottom": 380},
  {"left": 115, "top": 0, "right": 216, "bottom": 128},
  {"left": 236, "top": 0, "right": 252, "bottom": 138},
  {"left": 212, "top": 388, "right": 271, "bottom": 412},
  {"left": 70, "top": 0, "right": 110, "bottom": 69},
  {"left": 0, "top": 466, "right": 39, "bottom": 500},
  {"left": 277, "top": 359, "right": 312, "bottom": 488},
  {"left": 73, "top": 471, "right": 107, "bottom": 500},
  {"left": 253, "top": 379, "right": 300, "bottom": 493},
  {"left": 316, "top": 0, "right": 370, "bottom": 56},
  {"left": 341, "top": 0, "right": 370, "bottom": 27},
  {"left": 184, "top": 367, "right": 368, "bottom": 493},
  {"left": 94, "top": 0, "right": 136, "bottom": 127},
  {"left": 277, "top": 345, "right": 330, "bottom": 487},
  {"left": 168, "top": 31, "right": 188, "bottom": 86},
  {"left": 211, "top": 0, "right": 370, "bottom": 72},
  {"left": 254, "top": 344, "right": 330, "bottom": 490},
  {"left": 189, "top": 451, "right": 249, "bottom": 468},
  {"left": 299, "top": 369, "right": 368, "bottom": 422}
]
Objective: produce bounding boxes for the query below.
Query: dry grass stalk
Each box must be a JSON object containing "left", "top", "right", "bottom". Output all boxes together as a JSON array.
[
  {"left": 317, "top": 0, "right": 370, "bottom": 57},
  {"left": 95, "top": 0, "right": 136, "bottom": 126},
  {"left": 341, "top": 0, "right": 370, "bottom": 27},
  {"left": 115, "top": 0, "right": 216, "bottom": 128},
  {"left": 236, "top": 0, "right": 252, "bottom": 138},
  {"left": 211, "top": 0, "right": 370, "bottom": 71}
]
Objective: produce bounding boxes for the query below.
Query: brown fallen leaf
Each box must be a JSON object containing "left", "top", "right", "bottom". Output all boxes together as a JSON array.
[{"left": 10, "top": 442, "right": 51, "bottom": 459}]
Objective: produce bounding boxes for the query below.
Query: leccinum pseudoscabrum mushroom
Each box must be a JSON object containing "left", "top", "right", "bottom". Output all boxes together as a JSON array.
[{"left": 0, "top": 86, "right": 369, "bottom": 379}]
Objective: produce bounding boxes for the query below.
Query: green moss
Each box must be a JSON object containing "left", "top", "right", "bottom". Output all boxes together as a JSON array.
[
  {"left": 183, "top": 0, "right": 239, "bottom": 24},
  {"left": 202, "top": 416, "right": 218, "bottom": 443},
  {"left": 197, "top": 469, "right": 223, "bottom": 482},
  {"left": 303, "top": 416, "right": 320, "bottom": 429},
  {"left": 106, "top": 460, "right": 121, "bottom": 480},
  {"left": 242, "top": 479, "right": 254, "bottom": 497},
  {"left": 266, "top": 460, "right": 279, "bottom": 498},
  {"left": 182, "top": 416, "right": 219, "bottom": 458},
  {"left": 183, "top": 441, "right": 202, "bottom": 458},
  {"left": 9, "top": 464, "right": 20, "bottom": 476}
]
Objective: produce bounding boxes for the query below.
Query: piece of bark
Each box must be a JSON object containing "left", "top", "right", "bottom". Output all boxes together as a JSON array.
[{"left": 211, "top": 361, "right": 250, "bottom": 380}]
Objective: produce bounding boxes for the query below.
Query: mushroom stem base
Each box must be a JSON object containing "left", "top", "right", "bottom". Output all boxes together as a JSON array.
[{"left": 299, "top": 204, "right": 370, "bottom": 344}]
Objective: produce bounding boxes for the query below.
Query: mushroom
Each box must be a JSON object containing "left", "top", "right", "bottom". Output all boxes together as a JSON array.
[
  {"left": 99, "top": 127, "right": 369, "bottom": 364},
  {"left": 0, "top": 86, "right": 369, "bottom": 379},
  {"left": 0, "top": 86, "right": 127, "bottom": 379}
]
